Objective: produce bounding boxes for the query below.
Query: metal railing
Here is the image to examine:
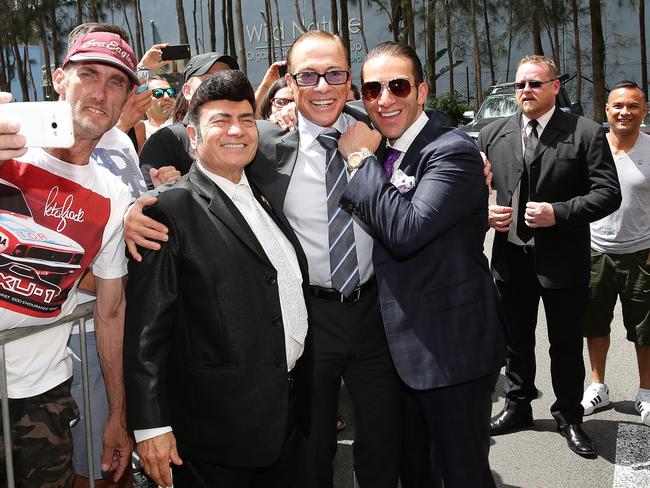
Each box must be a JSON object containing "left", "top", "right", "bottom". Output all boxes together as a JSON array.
[{"left": 0, "top": 301, "right": 97, "bottom": 488}]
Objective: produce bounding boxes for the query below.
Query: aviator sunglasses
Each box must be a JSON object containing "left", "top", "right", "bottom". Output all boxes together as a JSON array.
[
  {"left": 361, "top": 78, "right": 414, "bottom": 101},
  {"left": 151, "top": 87, "right": 177, "bottom": 99},
  {"left": 512, "top": 79, "right": 555, "bottom": 90}
]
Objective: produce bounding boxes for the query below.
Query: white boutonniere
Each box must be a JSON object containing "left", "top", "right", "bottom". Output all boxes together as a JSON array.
[{"left": 390, "top": 169, "right": 416, "bottom": 193}]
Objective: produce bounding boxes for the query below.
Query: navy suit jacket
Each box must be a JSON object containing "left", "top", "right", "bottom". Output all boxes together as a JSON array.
[{"left": 340, "top": 115, "right": 506, "bottom": 390}]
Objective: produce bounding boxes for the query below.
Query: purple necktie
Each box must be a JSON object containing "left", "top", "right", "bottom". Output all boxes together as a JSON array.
[{"left": 383, "top": 147, "right": 401, "bottom": 177}]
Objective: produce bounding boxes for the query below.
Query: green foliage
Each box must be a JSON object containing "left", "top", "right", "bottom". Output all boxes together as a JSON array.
[{"left": 427, "top": 91, "right": 475, "bottom": 127}]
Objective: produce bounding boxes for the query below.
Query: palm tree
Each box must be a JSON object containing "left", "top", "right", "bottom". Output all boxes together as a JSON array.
[
  {"left": 590, "top": 0, "right": 606, "bottom": 123},
  {"left": 482, "top": 0, "right": 495, "bottom": 85},
  {"left": 640, "top": 0, "right": 647, "bottom": 97},
  {"left": 234, "top": 0, "right": 247, "bottom": 74},
  {"left": 531, "top": 0, "right": 544, "bottom": 54},
  {"left": 176, "top": 0, "right": 190, "bottom": 45},
  {"left": 571, "top": 0, "right": 582, "bottom": 104},
  {"left": 469, "top": 0, "right": 483, "bottom": 107},
  {"left": 208, "top": 0, "right": 216, "bottom": 51}
]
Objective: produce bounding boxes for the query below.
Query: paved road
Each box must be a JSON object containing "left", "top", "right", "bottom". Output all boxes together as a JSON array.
[{"left": 333, "top": 212, "right": 650, "bottom": 488}]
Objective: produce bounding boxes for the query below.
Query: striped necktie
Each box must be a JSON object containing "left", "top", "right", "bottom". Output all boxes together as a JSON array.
[
  {"left": 317, "top": 129, "right": 360, "bottom": 297},
  {"left": 517, "top": 119, "right": 539, "bottom": 243}
]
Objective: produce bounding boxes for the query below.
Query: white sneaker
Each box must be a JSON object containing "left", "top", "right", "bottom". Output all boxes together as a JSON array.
[
  {"left": 635, "top": 395, "right": 650, "bottom": 427},
  {"left": 581, "top": 383, "right": 610, "bottom": 415}
]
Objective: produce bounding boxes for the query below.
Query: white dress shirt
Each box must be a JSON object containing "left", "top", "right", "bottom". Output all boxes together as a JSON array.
[
  {"left": 385, "top": 111, "right": 429, "bottom": 175},
  {"left": 507, "top": 106, "right": 556, "bottom": 246},
  {"left": 134, "top": 162, "right": 308, "bottom": 444},
  {"left": 283, "top": 112, "right": 374, "bottom": 287}
]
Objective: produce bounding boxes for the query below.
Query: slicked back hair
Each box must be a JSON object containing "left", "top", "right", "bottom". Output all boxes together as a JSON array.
[
  {"left": 609, "top": 80, "right": 647, "bottom": 102},
  {"left": 362, "top": 41, "right": 424, "bottom": 85}
]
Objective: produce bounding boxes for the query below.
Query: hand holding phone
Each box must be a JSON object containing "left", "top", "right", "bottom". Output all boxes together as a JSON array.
[
  {"left": 0, "top": 92, "right": 27, "bottom": 161},
  {"left": 160, "top": 44, "right": 191, "bottom": 61},
  {"left": 0, "top": 101, "right": 74, "bottom": 150}
]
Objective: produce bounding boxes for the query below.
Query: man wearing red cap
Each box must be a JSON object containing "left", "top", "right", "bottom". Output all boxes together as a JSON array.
[{"left": 0, "top": 30, "right": 138, "bottom": 487}]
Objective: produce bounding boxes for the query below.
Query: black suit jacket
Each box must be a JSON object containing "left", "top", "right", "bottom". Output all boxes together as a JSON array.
[
  {"left": 478, "top": 109, "right": 621, "bottom": 288},
  {"left": 124, "top": 164, "right": 311, "bottom": 467},
  {"left": 340, "top": 115, "right": 505, "bottom": 389},
  {"left": 247, "top": 105, "right": 377, "bottom": 213}
]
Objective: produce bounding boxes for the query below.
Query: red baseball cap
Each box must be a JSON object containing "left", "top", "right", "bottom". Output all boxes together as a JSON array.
[{"left": 63, "top": 32, "right": 139, "bottom": 84}]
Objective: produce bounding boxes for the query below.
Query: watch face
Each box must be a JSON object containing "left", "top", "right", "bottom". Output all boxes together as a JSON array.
[{"left": 349, "top": 153, "right": 363, "bottom": 168}]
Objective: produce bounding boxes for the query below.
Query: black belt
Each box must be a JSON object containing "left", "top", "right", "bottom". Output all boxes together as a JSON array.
[{"left": 309, "top": 279, "right": 376, "bottom": 303}]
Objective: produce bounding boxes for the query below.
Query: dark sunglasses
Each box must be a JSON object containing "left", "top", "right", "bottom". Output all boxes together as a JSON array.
[
  {"left": 271, "top": 97, "right": 294, "bottom": 108},
  {"left": 151, "top": 87, "right": 177, "bottom": 99},
  {"left": 513, "top": 79, "right": 555, "bottom": 90},
  {"left": 361, "top": 78, "right": 414, "bottom": 101},
  {"left": 291, "top": 70, "right": 349, "bottom": 87}
]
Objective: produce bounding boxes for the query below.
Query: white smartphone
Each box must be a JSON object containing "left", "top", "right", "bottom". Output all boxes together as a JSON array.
[{"left": 0, "top": 101, "right": 74, "bottom": 148}]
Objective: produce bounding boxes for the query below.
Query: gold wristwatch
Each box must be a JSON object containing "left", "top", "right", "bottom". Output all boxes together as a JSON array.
[{"left": 347, "top": 148, "right": 374, "bottom": 172}]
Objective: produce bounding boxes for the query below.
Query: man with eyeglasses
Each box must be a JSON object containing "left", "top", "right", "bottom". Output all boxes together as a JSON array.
[
  {"left": 139, "top": 52, "right": 238, "bottom": 189},
  {"left": 247, "top": 31, "right": 402, "bottom": 488},
  {"left": 333, "top": 41, "right": 505, "bottom": 488},
  {"left": 478, "top": 55, "right": 621, "bottom": 458}
]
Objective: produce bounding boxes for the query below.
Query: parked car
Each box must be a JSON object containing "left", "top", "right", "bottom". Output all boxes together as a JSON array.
[{"left": 459, "top": 74, "right": 583, "bottom": 140}]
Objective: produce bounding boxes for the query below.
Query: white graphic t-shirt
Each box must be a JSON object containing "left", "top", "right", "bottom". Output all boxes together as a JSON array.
[{"left": 0, "top": 148, "right": 130, "bottom": 397}]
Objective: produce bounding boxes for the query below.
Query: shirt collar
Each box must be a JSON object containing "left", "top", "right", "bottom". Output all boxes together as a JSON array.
[
  {"left": 297, "top": 112, "right": 351, "bottom": 151},
  {"left": 522, "top": 105, "right": 555, "bottom": 132},
  {"left": 389, "top": 111, "right": 429, "bottom": 153},
  {"left": 195, "top": 160, "right": 250, "bottom": 199}
]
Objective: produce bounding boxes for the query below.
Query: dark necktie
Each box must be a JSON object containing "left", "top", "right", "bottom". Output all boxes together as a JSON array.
[
  {"left": 383, "top": 147, "right": 402, "bottom": 177},
  {"left": 317, "top": 129, "right": 360, "bottom": 297},
  {"left": 516, "top": 119, "right": 539, "bottom": 243}
]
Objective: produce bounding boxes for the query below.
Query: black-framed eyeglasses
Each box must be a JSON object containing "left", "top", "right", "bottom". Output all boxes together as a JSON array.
[
  {"left": 271, "top": 97, "right": 294, "bottom": 108},
  {"left": 361, "top": 78, "right": 414, "bottom": 101},
  {"left": 151, "top": 87, "right": 177, "bottom": 99},
  {"left": 513, "top": 79, "right": 555, "bottom": 90},
  {"left": 291, "top": 70, "right": 349, "bottom": 87}
]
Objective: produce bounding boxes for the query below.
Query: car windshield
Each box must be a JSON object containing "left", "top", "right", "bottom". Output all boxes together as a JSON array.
[{"left": 477, "top": 94, "right": 518, "bottom": 120}]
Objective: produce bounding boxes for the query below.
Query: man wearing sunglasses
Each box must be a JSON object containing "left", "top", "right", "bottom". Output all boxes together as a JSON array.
[
  {"left": 478, "top": 55, "right": 621, "bottom": 458},
  {"left": 335, "top": 41, "right": 505, "bottom": 488},
  {"left": 143, "top": 76, "right": 175, "bottom": 140},
  {"left": 246, "top": 31, "right": 402, "bottom": 488}
]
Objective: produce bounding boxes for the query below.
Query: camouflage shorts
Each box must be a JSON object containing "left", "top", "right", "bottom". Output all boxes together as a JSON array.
[{"left": 0, "top": 378, "right": 80, "bottom": 488}]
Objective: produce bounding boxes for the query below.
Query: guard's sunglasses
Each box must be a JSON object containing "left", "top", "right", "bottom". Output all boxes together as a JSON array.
[
  {"left": 151, "top": 87, "right": 177, "bottom": 98},
  {"left": 361, "top": 78, "right": 414, "bottom": 101},
  {"left": 291, "top": 70, "right": 350, "bottom": 87},
  {"left": 513, "top": 79, "right": 555, "bottom": 90}
]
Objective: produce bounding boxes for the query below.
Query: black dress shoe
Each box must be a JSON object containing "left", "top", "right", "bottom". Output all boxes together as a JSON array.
[
  {"left": 490, "top": 405, "right": 533, "bottom": 436},
  {"left": 558, "top": 424, "right": 597, "bottom": 458}
]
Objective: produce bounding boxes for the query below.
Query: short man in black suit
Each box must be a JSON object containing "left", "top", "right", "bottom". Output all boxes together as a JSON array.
[
  {"left": 334, "top": 41, "right": 506, "bottom": 488},
  {"left": 478, "top": 55, "right": 621, "bottom": 457},
  {"left": 124, "top": 70, "right": 310, "bottom": 488}
]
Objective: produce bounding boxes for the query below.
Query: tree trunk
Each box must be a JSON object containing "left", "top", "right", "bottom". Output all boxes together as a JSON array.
[
  {"left": 571, "top": 0, "right": 582, "bottom": 103},
  {"left": 357, "top": 0, "right": 369, "bottom": 53},
  {"left": 311, "top": 0, "right": 317, "bottom": 27},
  {"left": 470, "top": 0, "right": 483, "bottom": 107},
  {"left": 226, "top": 0, "right": 236, "bottom": 57},
  {"left": 176, "top": 0, "right": 190, "bottom": 45},
  {"left": 37, "top": 1, "right": 53, "bottom": 99},
  {"left": 121, "top": 0, "right": 135, "bottom": 54},
  {"left": 427, "top": 0, "right": 437, "bottom": 97},
  {"left": 331, "top": 0, "right": 339, "bottom": 35},
  {"left": 590, "top": 0, "right": 606, "bottom": 123},
  {"left": 49, "top": 0, "right": 60, "bottom": 68},
  {"left": 482, "top": 0, "right": 495, "bottom": 85},
  {"left": 641, "top": 0, "right": 648, "bottom": 98},
  {"left": 134, "top": 0, "right": 145, "bottom": 59},
  {"left": 506, "top": 0, "right": 513, "bottom": 81},
  {"left": 208, "top": 0, "right": 216, "bottom": 51},
  {"left": 89, "top": 0, "right": 99, "bottom": 22},
  {"left": 264, "top": 0, "right": 274, "bottom": 64},
  {"left": 76, "top": 0, "right": 83, "bottom": 25},
  {"left": 234, "top": 0, "right": 247, "bottom": 75},
  {"left": 193, "top": 0, "right": 200, "bottom": 54},
  {"left": 0, "top": 45, "right": 8, "bottom": 92},
  {"left": 273, "top": 0, "right": 282, "bottom": 55},
  {"left": 295, "top": 0, "right": 307, "bottom": 32},
  {"left": 221, "top": 1, "right": 228, "bottom": 55},
  {"left": 6, "top": 6, "right": 28, "bottom": 101},
  {"left": 531, "top": 0, "right": 544, "bottom": 55},
  {"left": 402, "top": 0, "right": 415, "bottom": 49},
  {"left": 339, "top": 0, "right": 350, "bottom": 65},
  {"left": 445, "top": 0, "right": 454, "bottom": 92}
]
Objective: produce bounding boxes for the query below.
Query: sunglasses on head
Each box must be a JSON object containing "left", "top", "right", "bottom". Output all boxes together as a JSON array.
[
  {"left": 361, "top": 78, "right": 414, "bottom": 101},
  {"left": 291, "top": 70, "right": 349, "bottom": 87},
  {"left": 151, "top": 87, "right": 177, "bottom": 99},
  {"left": 513, "top": 79, "right": 555, "bottom": 90},
  {"left": 271, "top": 97, "right": 294, "bottom": 108}
]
